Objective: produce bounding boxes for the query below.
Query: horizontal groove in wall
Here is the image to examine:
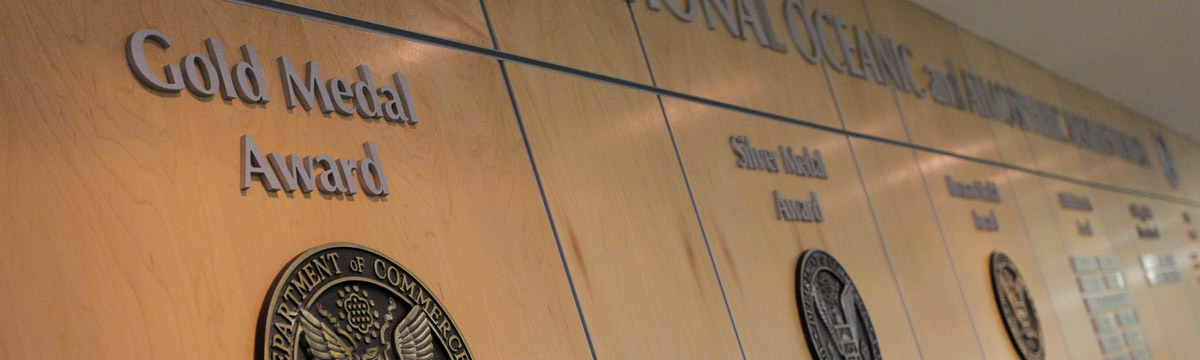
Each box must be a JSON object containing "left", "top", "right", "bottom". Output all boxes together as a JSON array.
[{"left": 226, "top": 0, "right": 1200, "bottom": 208}]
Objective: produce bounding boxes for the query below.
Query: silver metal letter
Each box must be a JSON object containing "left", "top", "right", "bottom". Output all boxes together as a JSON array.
[
  {"left": 268, "top": 152, "right": 316, "bottom": 193},
  {"left": 392, "top": 73, "right": 419, "bottom": 124},
  {"left": 353, "top": 65, "right": 383, "bottom": 119},
  {"left": 314, "top": 155, "right": 343, "bottom": 194},
  {"left": 378, "top": 86, "right": 403, "bottom": 122},
  {"left": 735, "top": 0, "right": 769, "bottom": 45},
  {"left": 126, "top": 29, "right": 184, "bottom": 92},
  {"left": 337, "top": 158, "right": 359, "bottom": 195},
  {"left": 278, "top": 57, "right": 334, "bottom": 113},
  {"left": 233, "top": 44, "right": 270, "bottom": 103},
  {"left": 701, "top": 0, "right": 740, "bottom": 36},
  {"left": 181, "top": 53, "right": 219, "bottom": 97},
  {"left": 328, "top": 77, "right": 356, "bottom": 116},
  {"left": 783, "top": 0, "right": 821, "bottom": 64},
  {"left": 204, "top": 38, "right": 238, "bottom": 100},
  {"left": 662, "top": 0, "right": 699, "bottom": 22},
  {"left": 357, "top": 142, "right": 390, "bottom": 196},
  {"left": 240, "top": 135, "right": 282, "bottom": 191},
  {"left": 812, "top": 10, "right": 846, "bottom": 73}
]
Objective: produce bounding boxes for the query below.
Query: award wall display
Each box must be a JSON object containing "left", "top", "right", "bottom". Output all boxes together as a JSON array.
[
  {"left": 4, "top": 0, "right": 1200, "bottom": 359},
  {"left": 796, "top": 249, "right": 882, "bottom": 360},
  {"left": 1070, "top": 254, "right": 1151, "bottom": 359},
  {"left": 663, "top": 98, "right": 921, "bottom": 359}
]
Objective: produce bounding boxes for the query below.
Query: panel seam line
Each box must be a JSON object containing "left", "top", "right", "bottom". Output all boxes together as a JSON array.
[
  {"left": 626, "top": 3, "right": 749, "bottom": 359},
  {"left": 478, "top": 1, "right": 599, "bottom": 359}
]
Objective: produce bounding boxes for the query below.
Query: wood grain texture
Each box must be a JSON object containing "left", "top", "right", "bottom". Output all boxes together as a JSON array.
[
  {"left": 862, "top": 0, "right": 1001, "bottom": 161},
  {"left": 1111, "top": 110, "right": 1175, "bottom": 195},
  {"left": 993, "top": 48, "right": 1096, "bottom": 183},
  {"left": 849, "top": 139, "right": 985, "bottom": 360},
  {"left": 1092, "top": 193, "right": 1189, "bottom": 359},
  {"left": 818, "top": 0, "right": 911, "bottom": 142},
  {"left": 283, "top": 0, "right": 493, "bottom": 47},
  {"left": 958, "top": 31, "right": 1038, "bottom": 169},
  {"left": 1136, "top": 201, "right": 1200, "bottom": 357},
  {"left": 664, "top": 97, "right": 922, "bottom": 360},
  {"left": 504, "top": 64, "right": 744, "bottom": 359},
  {"left": 912, "top": 151, "right": 1072, "bottom": 360},
  {"left": 1, "top": 0, "right": 1200, "bottom": 359},
  {"left": 1055, "top": 78, "right": 1170, "bottom": 194},
  {"left": 482, "top": 0, "right": 653, "bottom": 84},
  {"left": 0, "top": 1, "right": 592, "bottom": 358},
  {"left": 1011, "top": 176, "right": 1108, "bottom": 360},
  {"left": 1054, "top": 79, "right": 1128, "bottom": 186}
]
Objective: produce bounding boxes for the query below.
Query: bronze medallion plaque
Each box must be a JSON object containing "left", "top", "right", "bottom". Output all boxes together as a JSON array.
[
  {"left": 796, "top": 249, "right": 881, "bottom": 360},
  {"left": 991, "top": 251, "right": 1044, "bottom": 360},
  {"left": 260, "top": 243, "right": 473, "bottom": 360}
]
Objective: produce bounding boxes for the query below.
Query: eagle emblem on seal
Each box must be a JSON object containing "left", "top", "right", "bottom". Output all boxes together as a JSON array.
[{"left": 260, "top": 243, "right": 473, "bottom": 360}]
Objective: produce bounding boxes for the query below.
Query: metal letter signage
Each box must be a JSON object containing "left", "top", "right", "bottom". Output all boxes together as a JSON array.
[
  {"left": 636, "top": 2, "right": 1152, "bottom": 164},
  {"left": 729, "top": 135, "right": 829, "bottom": 222},
  {"left": 991, "top": 251, "right": 1045, "bottom": 360},
  {"left": 1154, "top": 133, "right": 1179, "bottom": 189},
  {"left": 240, "top": 134, "right": 390, "bottom": 197},
  {"left": 796, "top": 249, "right": 881, "bottom": 360},
  {"left": 260, "top": 243, "right": 473, "bottom": 360},
  {"left": 126, "top": 29, "right": 418, "bottom": 125}
]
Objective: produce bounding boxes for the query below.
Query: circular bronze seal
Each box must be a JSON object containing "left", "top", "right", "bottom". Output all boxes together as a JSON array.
[
  {"left": 991, "top": 251, "right": 1044, "bottom": 360},
  {"left": 796, "top": 249, "right": 881, "bottom": 360},
  {"left": 259, "top": 243, "right": 473, "bottom": 360}
]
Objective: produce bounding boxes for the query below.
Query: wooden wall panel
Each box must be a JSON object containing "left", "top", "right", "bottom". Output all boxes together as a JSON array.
[
  {"left": 0, "top": 1, "right": 595, "bottom": 358},
  {"left": 1091, "top": 192, "right": 1182, "bottom": 359},
  {"left": 817, "top": 0, "right": 910, "bottom": 141},
  {"left": 1040, "top": 181, "right": 1118, "bottom": 259},
  {"left": 994, "top": 48, "right": 1096, "bottom": 182},
  {"left": 912, "top": 151, "right": 1072, "bottom": 360},
  {"left": 2, "top": 0, "right": 1200, "bottom": 359},
  {"left": 1117, "top": 110, "right": 1177, "bottom": 195},
  {"left": 1181, "top": 204, "right": 1200, "bottom": 312},
  {"left": 630, "top": 0, "right": 842, "bottom": 129},
  {"left": 850, "top": 139, "right": 985, "bottom": 360},
  {"left": 1143, "top": 201, "right": 1200, "bottom": 324},
  {"left": 482, "top": 0, "right": 652, "bottom": 83},
  {"left": 504, "top": 64, "right": 744, "bottom": 359},
  {"left": 284, "top": 0, "right": 492, "bottom": 46},
  {"left": 1014, "top": 176, "right": 1111, "bottom": 360},
  {"left": 862, "top": 0, "right": 1001, "bottom": 161},
  {"left": 1061, "top": 80, "right": 1174, "bottom": 194},
  {"left": 664, "top": 98, "right": 922, "bottom": 359},
  {"left": 958, "top": 32, "right": 1038, "bottom": 169},
  {"left": 1054, "top": 79, "right": 1130, "bottom": 186}
]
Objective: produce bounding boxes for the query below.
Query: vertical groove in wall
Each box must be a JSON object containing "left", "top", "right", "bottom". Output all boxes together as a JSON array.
[
  {"left": 1000, "top": 172, "right": 1083, "bottom": 360},
  {"left": 961, "top": 28, "right": 1081, "bottom": 360},
  {"left": 820, "top": 63, "right": 931, "bottom": 360},
  {"left": 624, "top": 3, "right": 749, "bottom": 359},
  {"left": 858, "top": 1, "right": 991, "bottom": 358},
  {"left": 856, "top": 0, "right": 915, "bottom": 145},
  {"left": 989, "top": 44, "right": 1150, "bottom": 360},
  {"left": 477, "top": 1, "right": 599, "bottom": 359},
  {"left": 953, "top": 28, "right": 1003, "bottom": 164},
  {"left": 820, "top": 32, "right": 930, "bottom": 360},
  {"left": 990, "top": 38, "right": 1052, "bottom": 178},
  {"left": 907, "top": 144, "right": 993, "bottom": 360}
]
